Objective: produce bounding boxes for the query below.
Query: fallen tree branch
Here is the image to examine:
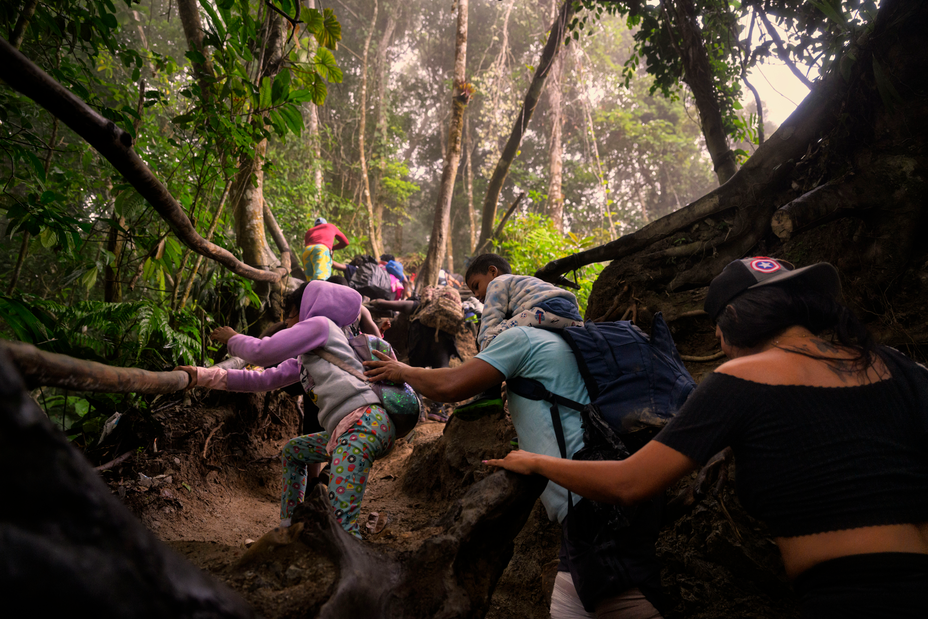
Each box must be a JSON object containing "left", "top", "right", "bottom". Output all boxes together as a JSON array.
[
  {"left": 94, "top": 450, "right": 134, "bottom": 472},
  {"left": 771, "top": 175, "right": 865, "bottom": 241},
  {"left": 0, "top": 339, "right": 188, "bottom": 394},
  {"left": 0, "top": 37, "right": 278, "bottom": 284}
]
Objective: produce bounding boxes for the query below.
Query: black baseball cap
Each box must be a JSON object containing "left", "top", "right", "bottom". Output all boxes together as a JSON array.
[{"left": 704, "top": 257, "right": 842, "bottom": 320}]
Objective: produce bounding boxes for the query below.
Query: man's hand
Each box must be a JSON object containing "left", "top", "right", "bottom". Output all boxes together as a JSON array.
[
  {"left": 174, "top": 366, "right": 197, "bottom": 390},
  {"left": 484, "top": 450, "right": 539, "bottom": 475},
  {"left": 210, "top": 326, "right": 238, "bottom": 345},
  {"left": 364, "top": 349, "right": 409, "bottom": 382}
]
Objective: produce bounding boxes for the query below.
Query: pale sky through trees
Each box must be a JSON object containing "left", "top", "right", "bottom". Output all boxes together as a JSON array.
[{"left": 747, "top": 60, "right": 814, "bottom": 126}]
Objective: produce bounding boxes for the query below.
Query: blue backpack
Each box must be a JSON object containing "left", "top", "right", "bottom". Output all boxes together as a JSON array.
[
  {"left": 507, "top": 312, "right": 695, "bottom": 457},
  {"left": 507, "top": 313, "right": 695, "bottom": 612}
]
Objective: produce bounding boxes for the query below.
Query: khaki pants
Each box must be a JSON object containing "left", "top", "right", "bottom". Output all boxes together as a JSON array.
[{"left": 550, "top": 571, "right": 663, "bottom": 619}]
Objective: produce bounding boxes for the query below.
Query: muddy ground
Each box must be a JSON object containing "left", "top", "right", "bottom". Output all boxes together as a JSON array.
[{"left": 94, "top": 317, "right": 800, "bottom": 619}]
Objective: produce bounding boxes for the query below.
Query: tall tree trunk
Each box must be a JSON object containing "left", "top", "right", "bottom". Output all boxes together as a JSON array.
[
  {"left": 476, "top": 0, "right": 574, "bottom": 254},
  {"left": 418, "top": 0, "right": 469, "bottom": 287},
  {"left": 464, "top": 118, "right": 476, "bottom": 253},
  {"left": 176, "top": 0, "right": 214, "bottom": 100},
  {"left": 358, "top": 0, "right": 383, "bottom": 258},
  {"left": 304, "top": 0, "right": 324, "bottom": 207},
  {"left": 545, "top": 0, "right": 565, "bottom": 233},
  {"left": 665, "top": 0, "right": 738, "bottom": 184},
  {"left": 9, "top": 0, "right": 39, "bottom": 49},
  {"left": 231, "top": 140, "right": 271, "bottom": 269},
  {"left": 229, "top": 8, "right": 285, "bottom": 273},
  {"left": 372, "top": 8, "right": 397, "bottom": 253}
]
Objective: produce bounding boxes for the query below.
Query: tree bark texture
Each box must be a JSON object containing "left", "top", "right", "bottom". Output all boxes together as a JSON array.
[
  {"left": 0, "top": 37, "right": 278, "bottom": 283},
  {"left": 419, "top": 0, "right": 469, "bottom": 287},
  {"left": 231, "top": 140, "right": 272, "bottom": 270},
  {"left": 464, "top": 118, "right": 477, "bottom": 253},
  {"left": 0, "top": 351, "right": 254, "bottom": 618},
  {"left": 1, "top": 339, "right": 190, "bottom": 394},
  {"left": 476, "top": 0, "right": 574, "bottom": 254},
  {"left": 9, "top": 0, "right": 39, "bottom": 49},
  {"left": 357, "top": 0, "right": 383, "bottom": 259},
  {"left": 176, "top": 0, "right": 215, "bottom": 100},
  {"left": 372, "top": 8, "right": 398, "bottom": 255},
  {"left": 666, "top": 0, "right": 738, "bottom": 184}
]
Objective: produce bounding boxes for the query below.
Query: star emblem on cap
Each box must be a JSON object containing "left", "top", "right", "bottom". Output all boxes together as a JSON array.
[{"left": 750, "top": 258, "right": 781, "bottom": 273}]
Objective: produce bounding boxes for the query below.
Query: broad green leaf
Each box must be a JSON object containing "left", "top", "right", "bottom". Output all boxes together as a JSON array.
[
  {"left": 279, "top": 105, "right": 303, "bottom": 135},
  {"left": 309, "top": 74, "right": 328, "bottom": 105},
  {"left": 39, "top": 227, "right": 57, "bottom": 248},
  {"left": 259, "top": 76, "right": 272, "bottom": 108},
  {"left": 288, "top": 88, "right": 313, "bottom": 103},
  {"left": 272, "top": 70, "right": 291, "bottom": 104},
  {"left": 319, "top": 8, "right": 341, "bottom": 50},
  {"left": 185, "top": 50, "right": 206, "bottom": 64},
  {"left": 198, "top": 0, "right": 227, "bottom": 41},
  {"left": 809, "top": 0, "right": 847, "bottom": 28},
  {"left": 314, "top": 48, "right": 342, "bottom": 83},
  {"left": 26, "top": 151, "right": 46, "bottom": 183},
  {"left": 81, "top": 267, "right": 98, "bottom": 291},
  {"left": 304, "top": 8, "right": 323, "bottom": 37}
]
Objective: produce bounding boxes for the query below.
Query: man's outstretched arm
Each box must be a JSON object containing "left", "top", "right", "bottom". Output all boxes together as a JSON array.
[{"left": 364, "top": 351, "right": 503, "bottom": 402}]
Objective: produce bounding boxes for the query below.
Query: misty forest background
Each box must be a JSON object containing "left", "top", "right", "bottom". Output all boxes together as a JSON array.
[{"left": 1, "top": 0, "right": 874, "bottom": 440}]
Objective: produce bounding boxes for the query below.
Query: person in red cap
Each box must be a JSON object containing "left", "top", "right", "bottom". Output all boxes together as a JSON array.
[
  {"left": 302, "top": 217, "right": 349, "bottom": 281},
  {"left": 484, "top": 257, "right": 928, "bottom": 618}
]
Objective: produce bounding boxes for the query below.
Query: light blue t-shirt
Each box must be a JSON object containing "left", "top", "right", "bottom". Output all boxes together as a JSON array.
[{"left": 476, "top": 327, "right": 590, "bottom": 523}]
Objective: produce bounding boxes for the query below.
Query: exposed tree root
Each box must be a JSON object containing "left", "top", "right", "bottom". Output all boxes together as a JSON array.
[{"left": 293, "top": 468, "right": 547, "bottom": 619}]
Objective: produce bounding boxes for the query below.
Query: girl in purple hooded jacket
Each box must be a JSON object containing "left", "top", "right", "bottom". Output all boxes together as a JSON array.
[{"left": 177, "top": 281, "right": 396, "bottom": 536}]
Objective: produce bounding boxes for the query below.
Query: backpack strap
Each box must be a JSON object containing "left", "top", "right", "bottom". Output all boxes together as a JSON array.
[
  {"left": 310, "top": 347, "right": 371, "bottom": 384},
  {"left": 506, "top": 376, "right": 585, "bottom": 412},
  {"left": 539, "top": 379, "right": 577, "bottom": 517}
]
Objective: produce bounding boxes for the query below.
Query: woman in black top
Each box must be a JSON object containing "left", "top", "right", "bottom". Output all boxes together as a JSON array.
[{"left": 487, "top": 257, "right": 928, "bottom": 618}]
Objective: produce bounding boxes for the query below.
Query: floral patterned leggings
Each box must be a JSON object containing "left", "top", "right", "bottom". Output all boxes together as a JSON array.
[{"left": 280, "top": 404, "right": 394, "bottom": 536}]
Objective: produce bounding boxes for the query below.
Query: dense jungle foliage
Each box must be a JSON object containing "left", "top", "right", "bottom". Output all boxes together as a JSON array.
[{"left": 1, "top": 0, "right": 880, "bottom": 442}]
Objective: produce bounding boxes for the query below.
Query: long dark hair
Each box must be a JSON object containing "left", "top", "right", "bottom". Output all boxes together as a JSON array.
[{"left": 716, "top": 283, "right": 878, "bottom": 368}]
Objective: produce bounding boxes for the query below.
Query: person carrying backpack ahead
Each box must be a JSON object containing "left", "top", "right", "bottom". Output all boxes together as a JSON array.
[
  {"left": 363, "top": 313, "right": 688, "bottom": 617},
  {"left": 486, "top": 258, "right": 928, "bottom": 619},
  {"left": 455, "top": 253, "right": 583, "bottom": 420},
  {"left": 175, "top": 281, "right": 401, "bottom": 537},
  {"left": 302, "top": 217, "right": 349, "bottom": 281}
]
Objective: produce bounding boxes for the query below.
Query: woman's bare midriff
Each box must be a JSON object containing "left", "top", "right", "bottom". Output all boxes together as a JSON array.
[{"left": 777, "top": 522, "right": 928, "bottom": 579}]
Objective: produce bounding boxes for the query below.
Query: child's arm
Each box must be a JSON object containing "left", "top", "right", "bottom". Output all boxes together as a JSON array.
[
  {"left": 227, "top": 316, "right": 329, "bottom": 367},
  {"left": 175, "top": 358, "right": 304, "bottom": 392}
]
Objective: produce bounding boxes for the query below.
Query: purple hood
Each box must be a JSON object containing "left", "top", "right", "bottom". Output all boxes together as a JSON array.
[
  {"left": 298, "top": 280, "right": 362, "bottom": 326},
  {"left": 226, "top": 281, "right": 361, "bottom": 369}
]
